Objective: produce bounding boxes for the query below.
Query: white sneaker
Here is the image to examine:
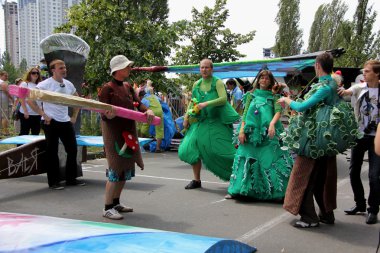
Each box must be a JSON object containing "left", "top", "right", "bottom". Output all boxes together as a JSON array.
[
  {"left": 103, "top": 208, "right": 123, "bottom": 220},
  {"left": 114, "top": 204, "right": 133, "bottom": 213}
]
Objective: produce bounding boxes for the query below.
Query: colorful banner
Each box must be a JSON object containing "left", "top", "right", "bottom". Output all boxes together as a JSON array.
[{"left": 0, "top": 212, "right": 256, "bottom": 253}]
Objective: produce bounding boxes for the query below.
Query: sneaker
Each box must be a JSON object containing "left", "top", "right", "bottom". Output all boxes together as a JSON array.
[
  {"left": 185, "top": 180, "right": 202, "bottom": 189},
  {"left": 66, "top": 179, "right": 86, "bottom": 186},
  {"left": 49, "top": 183, "right": 64, "bottom": 190},
  {"left": 224, "top": 194, "right": 235, "bottom": 199},
  {"left": 103, "top": 208, "right": 123, "bottom": 220},
  {"left": 114, "top": 204, "right": 133, "bottom": 213},
  {"left": 293, "top": 220, "right": 319, "bottom": 228}
]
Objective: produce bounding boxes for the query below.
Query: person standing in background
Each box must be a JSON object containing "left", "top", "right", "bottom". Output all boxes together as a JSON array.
[
  {"left": 18, "top": 68, "right": 43, "bottom": 136},
  {"left": 338, "top": 60, "right": 380, "bottom": 225},
  {"left": 0, "top": 71, "right": 12, "bottom": 136}
]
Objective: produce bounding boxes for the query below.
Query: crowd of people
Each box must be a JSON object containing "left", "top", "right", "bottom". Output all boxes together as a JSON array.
[{"left": 0, "top": 52, "right": 379, "bottom": 229}]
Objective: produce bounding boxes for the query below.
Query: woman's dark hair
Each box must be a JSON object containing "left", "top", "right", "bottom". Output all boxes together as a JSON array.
[
  {"left": 254, "top": 70, "right": 276, "bottom": 90},
  {"left": 226, "top": 78, "right": 237, "bottom": 87}
]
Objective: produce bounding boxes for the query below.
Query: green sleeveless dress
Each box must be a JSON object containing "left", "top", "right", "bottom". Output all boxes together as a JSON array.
[
  {"left": 178, "top": 77, "right": 239, "bottom": 181},
  {"left": 282, "top": 77, "right": 360, "bottom": 159},
  {"left": 228, "top": 89, "right": 293, "bottom": 199}
]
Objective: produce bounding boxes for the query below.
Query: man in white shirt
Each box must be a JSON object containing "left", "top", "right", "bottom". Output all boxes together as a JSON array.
[
  {"left": 338, "top": 59, "right": 380, "bottom": 224},
  {"left": 29, "top": 59, "right": 85, "bottom": 190}
]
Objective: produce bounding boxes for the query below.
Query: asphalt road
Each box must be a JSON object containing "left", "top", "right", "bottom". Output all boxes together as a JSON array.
[{"left": 0, "top": 151, "right": 378, "bottom": 253}]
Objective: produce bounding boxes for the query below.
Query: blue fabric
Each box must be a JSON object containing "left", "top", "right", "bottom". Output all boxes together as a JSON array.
[{"left": 149, "top": 101, "right": 176, "bottom": 151}]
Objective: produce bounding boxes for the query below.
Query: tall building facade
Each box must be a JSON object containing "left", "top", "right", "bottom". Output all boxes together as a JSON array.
[
  {"left": 3, "top": 0, "right": 19, "bottom": 66},
  {"left": 18, "top": 0, "right": 40, "bottom": 67},
  {"left": 18, "top": 0, "right": 81, "bottom": 67}
]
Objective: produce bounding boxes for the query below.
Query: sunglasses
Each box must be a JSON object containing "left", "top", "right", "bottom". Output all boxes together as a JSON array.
[
  {"left": 59, "top": 83, "right": 65, "bottom": 88},
  {"left": 31, "top": 72, "right": 40, "bottom": 75}
]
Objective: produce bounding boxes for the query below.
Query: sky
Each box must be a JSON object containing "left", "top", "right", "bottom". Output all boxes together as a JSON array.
[
  {"left": 1, "top": 0, "right": 379, "bottom": 61},
  {"left": 168, "top": 0, "right": 380, "bottom": 60}
]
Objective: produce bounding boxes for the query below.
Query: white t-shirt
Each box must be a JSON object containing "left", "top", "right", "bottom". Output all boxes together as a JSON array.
[
  {"left": 36, "top": 77, "right": 76, "bottom": 122},
  {"left": 358, "top": 87, "right": 379, "bottom": 135},
  {"left": 19, "top": 82, "right": 40, "bottom": 115}
]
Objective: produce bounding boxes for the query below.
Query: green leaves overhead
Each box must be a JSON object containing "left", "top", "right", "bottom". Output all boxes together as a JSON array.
[
  {"left": 56, "top": 0, "right": 177, "bottom": 92},
  {"left": 273, "top": 0, "right": 303, "bottom": 57}
]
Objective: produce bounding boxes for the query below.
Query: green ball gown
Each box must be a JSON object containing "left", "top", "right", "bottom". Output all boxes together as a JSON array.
[{"left": 227, "top": 89, "right": 293, "bottom": 200}]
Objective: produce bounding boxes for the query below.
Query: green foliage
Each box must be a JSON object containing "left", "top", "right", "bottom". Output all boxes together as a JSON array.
[
  {"left": 55, "top": 0, "right": 178, "bottom": 93},
  {"left": 173, "top": 0, "right": 255, "bottom": 64},
  {"left": 337, "top": 0, "right": 379, "bottom": 67},
  {"left": 308, "top": 0, "right": 379, "bottom": 67},
  {"left": 0, "top": 51, "right": 19, "bottom": 83},
  {"left": 18, "top": 59, "right": 28, "bottom": 77},
  {"left": 273, "top": 0, "right": 303, "bottom": 57},
  {"left": 172, "top": 0, "right": 255, "bottom": 87},
  {"left": 308, "top": 0, "right": 349, "bottom": 53}
]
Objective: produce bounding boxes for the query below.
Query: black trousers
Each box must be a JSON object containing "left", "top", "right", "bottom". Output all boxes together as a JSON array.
[
  {"left": 349, "top": 136, "right": 380, "bottom": 214},
  {"left": 41, "top": 119, "right": 78, "bottom": 186},
  {"left": 18, "top": 112, "right": 41, "bottom": 135}
]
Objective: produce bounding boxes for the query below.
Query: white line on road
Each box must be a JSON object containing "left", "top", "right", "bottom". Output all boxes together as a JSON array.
[
  {"left": 82, "top": 168, "right": 229, "bottom": 185},
  {"left": 235, "top": 166, "right": 369, "bottom": 243}
]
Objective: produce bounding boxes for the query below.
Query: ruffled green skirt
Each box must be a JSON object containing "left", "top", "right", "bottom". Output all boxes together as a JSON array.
[
  {"left": 228, "top": 137, "right": 293, "bottom": 200},
  {"left": 178, "top": 118, "right": 235, "bottom": 181}
]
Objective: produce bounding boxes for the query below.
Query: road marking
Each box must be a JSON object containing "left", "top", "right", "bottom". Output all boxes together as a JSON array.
[
  {"left": 235, "top": 166, "right": 369, "bottom": 243},
  {"left": 82, "top": 168, "right": 228, "bottom": 185}
]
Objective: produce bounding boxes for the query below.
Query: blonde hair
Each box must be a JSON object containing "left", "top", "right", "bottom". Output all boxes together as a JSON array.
[
  {"left": 49, "top": 59, "right": 65, "bottom": 70},
  {"left": 145, "top": 80, "right": 154, "bottom": 94}
]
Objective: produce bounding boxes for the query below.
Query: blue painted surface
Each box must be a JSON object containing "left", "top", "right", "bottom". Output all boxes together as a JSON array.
[{"left": 0, "top": 212, "right": 256, "bottom": 253}]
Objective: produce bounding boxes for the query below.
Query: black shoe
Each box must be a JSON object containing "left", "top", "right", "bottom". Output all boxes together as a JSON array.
[
  {"left": 49, "top": 183, "right": 64, "bottom": 190},
  {"left": 319, "top": 211, "right": 335, "bottom": 224},
  {"left": 185, "top": 180, "right": 201, "bottom": 189},
  {"left": 366, "top": 213, "right": 378, "bottom": 224},
  {"left": 66, "top": 179, "right": 86, "bottom": 186},
  {"left": 344, "top": 205, "right": 366, "bottom": 215}
]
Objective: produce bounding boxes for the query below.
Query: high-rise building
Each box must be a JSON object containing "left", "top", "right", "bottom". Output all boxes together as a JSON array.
[
  {"left": 3, "top": 0, "right": 19, "bottom": 66},
  {"left": 18, "top": 0, "right": 40, "bottom": 67},
  {"left": 18, "top": 0, "right": 81, "bottom": 67}
]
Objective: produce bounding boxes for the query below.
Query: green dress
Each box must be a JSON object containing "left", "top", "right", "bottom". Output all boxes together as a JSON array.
[
  {"left": 178, "top": 77, "right": 239, "bottom": 181},
  {"left": 282, "top": 76, "right": 360, "bottom": 159},
  {"left": 228, "top": 89, "right": 293, "bottom": 200}
]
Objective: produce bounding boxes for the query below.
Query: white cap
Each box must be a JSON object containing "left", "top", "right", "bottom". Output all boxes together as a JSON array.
[{"left": 110, "top": 55, "right": 134, "bottom": 75}]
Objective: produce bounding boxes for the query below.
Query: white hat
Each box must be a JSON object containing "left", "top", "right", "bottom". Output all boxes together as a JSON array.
[{"left": 110, "top": 55, "right": 134, "bottom": 75}]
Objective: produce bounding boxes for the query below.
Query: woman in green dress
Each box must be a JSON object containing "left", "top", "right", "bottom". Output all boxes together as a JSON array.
[
  {"left": 226, "top": 70, "right": 293, "bottom": 200},
  {"left": 179, "top": 59, "right": 240, "bottom": 189}
]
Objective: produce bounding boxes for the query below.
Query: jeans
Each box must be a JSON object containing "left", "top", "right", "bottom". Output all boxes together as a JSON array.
[{"left": 349, "top": 136, "right": 380, "bottom": 214}]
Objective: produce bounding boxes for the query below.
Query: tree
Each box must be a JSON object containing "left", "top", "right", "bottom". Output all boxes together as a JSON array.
[
  {"left": 55, "top": 0, "right": 177, "bottom": 92},
  {"left": 308, "top": 0, "right": 349, "bottom": 53},
  {"left": 172, "top": 0, "right": 255, "bottom": 88},
  {"left": 337, "top": 0, "right": 380, "bottom": 67},
  {"left": 173, "top": 0, "right": 255, "bottom": 65},
  {"left": 18, "top": 58, "right": 28, "bottom": 78},
  {"left": 273, "top": 0, "right": 303, "bottom": 57},
  {"left": 0, "top": 51, "right": 18, "bottom": 83}
]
